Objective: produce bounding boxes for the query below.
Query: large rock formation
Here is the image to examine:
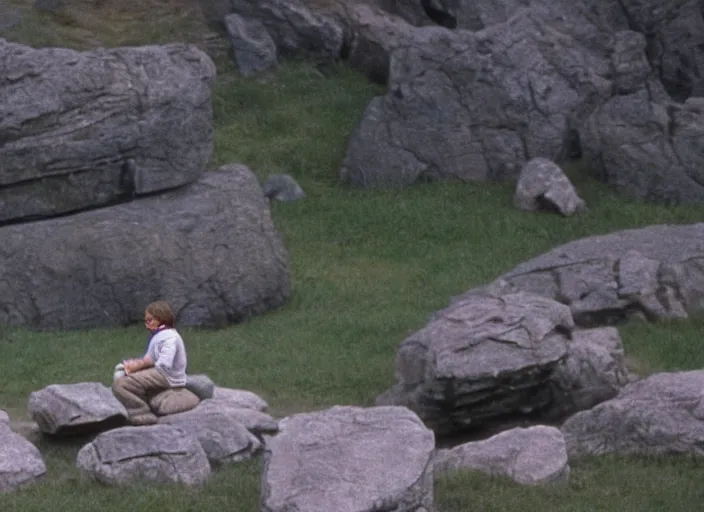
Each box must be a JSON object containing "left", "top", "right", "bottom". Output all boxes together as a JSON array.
[
  {"left": 0, "top": 38, "right": 215, "bottom": 224},
  {"left": 376, "top": 291, "right": 575, "bottom": 436},
  {"left": 464, "top": 223, "right": 704, "bottom": 326},
  {"left": 0, "top": 165, "right": 291, "bottom": 330},
  {"left": 339, "top": 10, "right": 621, "bottom": 188}
]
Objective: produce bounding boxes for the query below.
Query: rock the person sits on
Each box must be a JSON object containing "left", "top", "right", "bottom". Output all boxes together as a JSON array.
[{"left": 112, "top": 300, "right": 199, "bottom": 426}]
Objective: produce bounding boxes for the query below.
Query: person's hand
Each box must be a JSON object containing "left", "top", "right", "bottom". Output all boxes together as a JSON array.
[{"left": 122, "top": 359, "right": 140, "bottom": 375}]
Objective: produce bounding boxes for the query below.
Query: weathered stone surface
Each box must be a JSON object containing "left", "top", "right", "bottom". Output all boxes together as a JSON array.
[
  {"left": 28, "top": 382, "right": 128, "bottom": 436},
  {"left": 434, "top": 425, "right": 569, "bottom": 485},
  {"left": 225, "top": 13, "right": 278, "bottom": 76},
  {"left": 544, "top": 327, "right": 631, "bottom": 420},
  {"left": 158, "top": 406, "right": 262, "bottom": 466},
  {"left": 159, "top": 397, "right": 279, "bottom": 437},
  {"left": 340, "top": 10, "right": 618, "bottom": 188},
  {"left": 0, "top": 165, "right": 291, "bottom": 330},
  {"left": 387, "top": 0, "right": 703, "bottom": 100},
  {"left": 76, "top": 425, "right": 210, "bottom": 486},
  {"left": 0, "top": 38, "right": 215, "bottom": 223},
  {"left": 514, "top": 158, "right": 586, "bottom": 216},
  {"left": 228, "top": 0, "right": 344, "bottom": 60},
  {"left": 561, "top": 370, "right": 704, "bottom": 458},
  {"left": 337, "top": 2, "right": 417, "bottom": 84},
  {"left": 261, "top": 405, "right": 435, "bottom": 512},
  {"left": 376, "top": 291, "right": 574, "bottom": 436},
  {"left": 469, "top": 223, "right": 704, "bottom": 326},
  {"left": 582, "top": 88, "right": 704, "bottom": 204},
  {"left": 212, "top": 386, "right": 269, "bottom": 411},
  {"left": 185, "top": 374, "right": 215, "bottom": 400},
  {"left": 261, "top": 173, "right": 306, "bottom": 202},
  {"left": 0, "top": 415, "right": 47, "bottom": 493}
]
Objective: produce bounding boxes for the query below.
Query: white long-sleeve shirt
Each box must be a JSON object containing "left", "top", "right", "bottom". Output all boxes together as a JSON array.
[{"left": 145, "top": 328, "right": 188, "bottom": 387}]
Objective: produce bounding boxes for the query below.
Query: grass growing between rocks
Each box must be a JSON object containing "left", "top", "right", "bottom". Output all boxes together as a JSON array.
[{"left": 4, "top": 10, "right": 704, "bottom": 512}]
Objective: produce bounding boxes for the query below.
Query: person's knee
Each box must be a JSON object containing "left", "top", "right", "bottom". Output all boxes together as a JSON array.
[{"left": 112, "top": 376, "right": 127, "bottom": 395}]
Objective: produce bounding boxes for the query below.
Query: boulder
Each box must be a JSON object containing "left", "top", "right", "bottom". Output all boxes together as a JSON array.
[
  {"left": 160, "top": 397, "right": 279, "bottom": 437},
  {"left": 261, "top": 173, "right": 306, "bottom": 202},
  {"left": 581, "top": 88, "right": 704, "bottom": 204},
  {"left": 212, "top": 386, "right": 269, "bottom": 411},
  {"left": 158, "top": 406, "right": 262, "bottom": 466},
  {"left": 0, "top": 165, "right": 291, "bottom": 330},
  {"left": 465, "top": 223, "right": 704, "bottom": 326},
  {"left": 28, "top": 382, "right": 128, "bottom": 436},
  {"left": 261, "top": 405, "right": 435, "bottom": 512},
  {"left": 544, "top": 327, "right": 632, "bottom": 420},
  {"left": 340, "top": 10, "right": 620, "bottom": 188},
  {"left": 376, "top": 291, "right": 574, "bottom": 436},
  {"left": 76, "top": 425, "right": 210, "bottom": 486},
  {"left": 227, "top": 0, "right": 345, "bottom": 61},
  {"left": 514, "top": 158, "right": 586, "bottom": 216},
  {"left": 434, "top": 425, "right": 569, "bottom": 485},
  {"left": 0, "top": 412, "right": 47, "bottom": 493},
  {"left": 561, "top": 370, "right": 704, "bottom": 458},
  {"left": 0, "top": 38, "right": 215, "bottom": 223},
  {"left": 185, "top": 374, "right": 215, "bottom": 400},
  {"left": 225, "top": 13, "right": 278, "bottom": 76}
]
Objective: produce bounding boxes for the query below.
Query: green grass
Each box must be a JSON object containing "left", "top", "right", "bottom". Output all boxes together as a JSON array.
[{"left": 4, "top": 6, "right": 704, "bottom": 511}]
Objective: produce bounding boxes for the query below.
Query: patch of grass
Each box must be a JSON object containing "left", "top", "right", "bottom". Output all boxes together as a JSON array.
[
  {"left": 4, "top": 4, "right": 704, "bottom": 510},
  {"left": 436, "top": 455, "right": 704, "bottom": 512}
]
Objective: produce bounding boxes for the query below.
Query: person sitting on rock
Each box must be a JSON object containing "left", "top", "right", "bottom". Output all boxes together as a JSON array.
[{"left": 112, "top": 300, "right": 188, "bottom": 426}]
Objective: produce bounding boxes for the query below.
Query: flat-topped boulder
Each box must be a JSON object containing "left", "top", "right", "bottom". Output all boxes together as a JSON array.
[
  {"left": 0, "top": 38, "right": 215, "bottom": 223},
  {"left": 466, "top": 223, "right": 704, "bottom": 327},
  {"left": 28, "top": 382, "right": 128, "bottom": 436},
  {"left": 377, "top": 291, "right": 574, "bottom": 436},
  {"left": 76, "top": 425, "right": 210, "bottom": 486},
  {"left": 261, "top": 405, "right": 435, "bottom": 512},
  {"left": 0, "top": 164, "right": 291, "bottom": 329},
  {"left": 0, "top": 410, "right": 46, "bottom": 493}
]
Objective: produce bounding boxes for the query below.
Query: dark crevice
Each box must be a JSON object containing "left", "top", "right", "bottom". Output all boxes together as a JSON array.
[{"left": 421, "top": 0, "right": 457, "bottom": 29}]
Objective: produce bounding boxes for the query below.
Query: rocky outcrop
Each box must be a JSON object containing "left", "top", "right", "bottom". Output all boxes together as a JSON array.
[
  {"left": 0, "top": 165, "right": 291, "bottom": 330},
  {"left": 0, "top": 410, "right": 47, "bottom": 493},
  {"left": 339, "top": 10, "right": 619, "bottom": 188},
  {"left": 376, "top": 291, "right": 575, "bottom": 436},
  {"left": 0, "top": 39, "right": 215, "bottom": 223},
  {"left": 28, "top": 382, "right": 128, "bottom": 436},
  {"left": 261, "top": 405, "right": 435, "bottom": 512},
  {"left": 465, "top": 223, "right": 704, "bottom": 326},
  {"left": 434, "top": 425, "right": 570, "bottom": 485},
  {"left": 582, "top": 91, "right": 704, "bottom": 204},
  {"left": 76, "top": 425, "right": 211, "bottom": 486},
  {"left": 561, "top": 370, "right": 704, "bottom": 458}
]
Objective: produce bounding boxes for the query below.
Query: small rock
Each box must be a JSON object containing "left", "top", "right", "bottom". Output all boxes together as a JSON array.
[
  {"left": 212, "top": 386, "right": 269, "bottom": 411},
  {"left": 0, "top": 417, "right": 47, "bottom": 493},
  {"left": 261, "top": 174, "right": 306, "bottom": 202},
  {"left": 514, "top": 158, "right": 586, "bottom": 216}
]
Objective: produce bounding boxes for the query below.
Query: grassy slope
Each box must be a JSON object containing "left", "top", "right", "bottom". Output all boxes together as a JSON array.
[{"left": 3, "top": 3, "right": 704, "bottom": 511}]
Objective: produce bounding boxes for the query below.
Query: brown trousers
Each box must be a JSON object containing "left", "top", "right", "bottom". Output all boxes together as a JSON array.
[{"left": 112, "top": 367, "right": 170, "bottom": 419}]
